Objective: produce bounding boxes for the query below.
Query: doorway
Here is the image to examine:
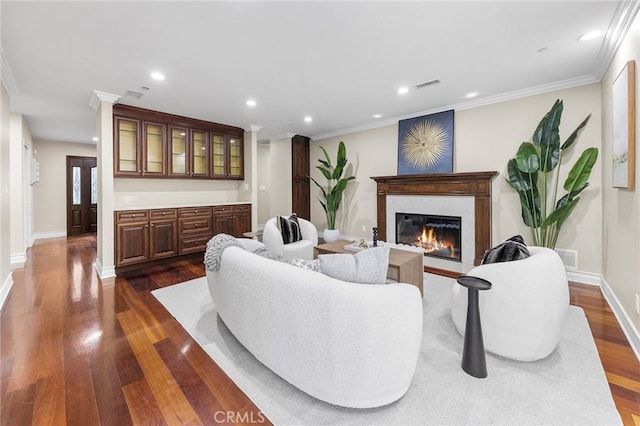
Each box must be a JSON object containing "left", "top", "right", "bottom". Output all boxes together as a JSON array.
[{"left": 67, "top": 156, "right": 97, "bottom": 236}]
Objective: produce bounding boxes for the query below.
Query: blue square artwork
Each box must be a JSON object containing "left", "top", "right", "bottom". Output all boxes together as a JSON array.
[{"left": 397, "top": 110, "right": 454, "bottom": 175}]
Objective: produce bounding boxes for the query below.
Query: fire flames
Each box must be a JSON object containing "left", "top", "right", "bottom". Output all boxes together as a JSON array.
[{"left": 415, "top": 226, "right": 456, "bottom": 258}]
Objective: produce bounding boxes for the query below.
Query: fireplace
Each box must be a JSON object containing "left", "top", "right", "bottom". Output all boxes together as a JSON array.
[
  {"left": 372, "top": 172, "right": 498, "bottom": 274},
  {"left": 396, "top": 213, "right": 462, "bottom": 261}
]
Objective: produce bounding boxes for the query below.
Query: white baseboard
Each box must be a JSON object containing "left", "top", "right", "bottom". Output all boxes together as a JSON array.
[
  {"left": 0, "top": 273, "right": 14, "bottom": 312},
  {"left": 93, "top": 259, "right": 116, "bottom": 280},
  {"left": 10, "top": 252, "right": 26, "bottom": 269},
  {"left": 567, "top": 270, "right": 602, "bottom": 286},
  {"left": 599, "top": 276, "right": 640, "bottom": 363},
  {"left": 33, "top": 230, "right": 66, "bottom": 241}
]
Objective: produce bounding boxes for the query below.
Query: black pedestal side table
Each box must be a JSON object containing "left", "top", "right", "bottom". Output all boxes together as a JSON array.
[{"left": 456, "top": 275, "right": 492, "bottom": 378}]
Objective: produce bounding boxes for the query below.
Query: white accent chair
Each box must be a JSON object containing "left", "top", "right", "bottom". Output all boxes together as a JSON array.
[
  {"left": 262, "top": 216, "right": 318, "bottom": 261},
  {"left": 451, "top": 246, "right": 569, "bottom": 361}
]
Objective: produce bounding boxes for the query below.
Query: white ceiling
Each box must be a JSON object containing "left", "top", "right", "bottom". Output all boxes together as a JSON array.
[{"left": 1, "top": 1, "right": 637, "bottom": 144}]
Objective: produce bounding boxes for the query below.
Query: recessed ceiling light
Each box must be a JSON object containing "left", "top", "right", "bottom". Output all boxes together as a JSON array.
[
  {"left": 150, "top": 71, "right": 165, "bottom": 81},
  {"left": 246, "top": 99, "right": 257, "bottom": 107},
  {"left": 465, "top": 92, "right": 479, "bottom": 99},
  {"left": 304, "top": 116, "right": 313, "bottom": 123},
  {"left": 373, "top": 114, "right": 382, "bottom": 119},
  {"left": 578, "top": 30, "right": 603, "bottom": 41},
  {"left": 92, "top": 136, "right": 98, "bottom": 142},
  {"left": 397, "top": 86, "right": 409, "bottom": 95}
]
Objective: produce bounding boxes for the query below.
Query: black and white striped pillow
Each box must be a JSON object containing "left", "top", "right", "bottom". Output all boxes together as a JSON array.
[{"left": 277, "top": 214, "right": 303, "bottom": 244}]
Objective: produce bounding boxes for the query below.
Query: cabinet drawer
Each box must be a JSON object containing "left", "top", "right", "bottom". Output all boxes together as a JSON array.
[
  {"left": 232, "top": 204, "right": 251, "bottom": 213},
  {"left": 179, "top": 217, "right": 212, "bottom": 234},
  {"left": 150, "top": 208, "right": 177, "bottom": 219},
  {"left": 179, "top": 207, "right": 212, "bottom": 217},
  {"left": 179, "top": 234, "right": 212, "bottom": 254},
  {"left": 115, "top": 210, "right": 149, "bottom": 222},
  {"left": 213, "top": 205, "right": 233, "bottom": 214}
]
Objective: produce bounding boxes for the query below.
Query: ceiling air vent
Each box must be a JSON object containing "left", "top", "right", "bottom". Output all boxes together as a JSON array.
[
  {"left": 123, "top": 89, "right": 145, "bottom": 100},
  {"left": 415, "top": 79, "right": 441, "bottom": 89}
]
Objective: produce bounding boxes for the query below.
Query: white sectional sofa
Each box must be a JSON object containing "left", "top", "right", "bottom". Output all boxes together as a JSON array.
[{"left": 206, "top": 245, "right": 423, "bottom": 408}]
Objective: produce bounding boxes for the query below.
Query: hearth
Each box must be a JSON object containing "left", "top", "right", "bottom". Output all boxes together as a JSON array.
[{"left": 396, "top": 213, "right": 462, "bottom": 261}]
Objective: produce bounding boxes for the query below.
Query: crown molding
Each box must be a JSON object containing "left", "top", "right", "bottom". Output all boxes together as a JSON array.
[
  {"left": 89, "top": 90, "right": 121, "bottom": 110},
  {"left": 0, "top": 49, "right": 19, "bottom": 97},
  {"left": 310, "top": 74, "right": 599, "bottom": 141},
  {"left": 593, "top": 0, "right": 640, "bottom": 80},
  {"left": 268, "top": 132, "right": 296, "bottom": 142}
]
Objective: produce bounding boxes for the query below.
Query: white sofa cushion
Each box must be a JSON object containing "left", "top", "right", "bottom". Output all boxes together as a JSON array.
[{"left": 318, "top": 246, "right": 390, "bottom": 284}]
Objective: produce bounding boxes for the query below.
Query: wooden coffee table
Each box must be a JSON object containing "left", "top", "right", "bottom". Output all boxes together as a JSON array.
[{"left": 314, "top": 240, "right": 424, "bottom": 297}]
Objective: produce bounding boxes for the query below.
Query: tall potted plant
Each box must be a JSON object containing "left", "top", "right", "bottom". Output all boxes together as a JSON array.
[
  {"left": 507, "top": 99, "right": 598, "bottom": 248},
  {"left": 310, "top": 141, "right": 355, "bottom": 242}
]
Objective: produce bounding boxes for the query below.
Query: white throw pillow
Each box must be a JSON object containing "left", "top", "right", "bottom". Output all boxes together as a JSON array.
[{"left": 318, "top": 246, "right": 390, "bottom": 284}]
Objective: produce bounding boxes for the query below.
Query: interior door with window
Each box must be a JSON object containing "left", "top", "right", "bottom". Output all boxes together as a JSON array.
[{"left": 67, "top": 156, "right": 98, "bottom": 235}]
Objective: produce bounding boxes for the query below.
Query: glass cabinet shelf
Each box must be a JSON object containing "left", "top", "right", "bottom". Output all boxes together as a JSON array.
[{"left": 114, "top": 105, "right": 243, "bottom": 179}]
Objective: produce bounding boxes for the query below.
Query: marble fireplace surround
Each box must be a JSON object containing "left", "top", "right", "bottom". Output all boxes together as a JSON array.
[{"left": 371, "top": 172, "right": 498, "bottom": 276}]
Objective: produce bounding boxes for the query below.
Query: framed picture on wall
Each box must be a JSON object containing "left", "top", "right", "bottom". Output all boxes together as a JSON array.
[
  {"left": 397, "top": 110, "right": 454, "bottom": 175},
  {"left": 612, "top": 60, "right": 636, "bottom": 190}
]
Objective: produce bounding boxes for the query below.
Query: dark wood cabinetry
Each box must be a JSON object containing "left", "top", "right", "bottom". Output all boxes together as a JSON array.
[
  {"left": 292, "top": 135, "right": 311, "bottom": 219},
  {"left": 149, "top": 208, "right": 178, "bottom": 260},
  {"left": 212, "top": 204, "right": 250, "bottom": 237},
  {"left": 115, "top": 210, "right": 150, "bottom": 266},
  {"left": 115, "top": 208, "right": 178, "bottom": 266},
  {"left": 114, "top": 105, "right": 244, "bottom": 180},
  {"left": 178, "top": 207, "right": 213, "bottom": 254},
  {"left": 115, "top": 203, "right": 251, "bottom": 268},
  {"left": 210, "top": 133, "right": 244, "bottom": 179}
]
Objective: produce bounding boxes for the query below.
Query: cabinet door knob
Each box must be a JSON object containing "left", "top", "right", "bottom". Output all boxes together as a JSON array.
[
  {"left": 151, "top": 224, "right": 154, "bottom": 227},
  {"left": 132, "top": 214, "right": 136, "bottom": 218},
  {"left": 162, "top": 212, "right": 166, "bottom": 216},
  {"left": 145, "top": 224, "right": 149, "bottom": 228}
]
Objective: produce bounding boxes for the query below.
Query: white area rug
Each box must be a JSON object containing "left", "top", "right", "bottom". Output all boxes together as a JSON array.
[{"left": 152, "top": 274, "right": 622, "bottom": 425}]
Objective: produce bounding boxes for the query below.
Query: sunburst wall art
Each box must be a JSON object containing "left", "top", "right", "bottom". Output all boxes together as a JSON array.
[{"left": 397, "top": 110, "right": 454, "bottom": 175}]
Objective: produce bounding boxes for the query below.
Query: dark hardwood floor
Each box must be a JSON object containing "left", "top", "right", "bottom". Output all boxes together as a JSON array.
[{"left": 1, "top": 235, "right": 639, "bottom": 425}]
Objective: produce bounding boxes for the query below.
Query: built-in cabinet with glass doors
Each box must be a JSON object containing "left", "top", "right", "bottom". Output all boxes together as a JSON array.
[{"left": 113, "top": 105, "right": 243, "bottom": 180}]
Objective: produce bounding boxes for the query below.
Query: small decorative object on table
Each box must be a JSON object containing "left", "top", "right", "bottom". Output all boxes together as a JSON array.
[
  {"left": 372, "top": 227, "right": 378, "bottom": 247},
  {"left": 357, "top": 239, "right": 369, "bottom": 249}
]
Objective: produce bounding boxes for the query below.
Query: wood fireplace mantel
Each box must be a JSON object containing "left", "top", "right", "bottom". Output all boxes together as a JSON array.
[{"left": 371, "top": 171, "right": 498, "bottom": 267}]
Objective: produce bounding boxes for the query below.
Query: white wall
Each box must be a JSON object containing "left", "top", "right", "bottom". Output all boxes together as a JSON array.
[
  {"left": 0, "top": 83, "right": 11, "bottom": 300},
  {"left": 601, "top": 10, "right": 640, "bottom": 339},
  {"left": 32, "top": 140, "right": 97, "bottom": 236},
  {"left": 312, "top": 83, "right": 603, "bottom": 273},
  {"left": 257, "top": 143, "right": 271, "bottom": 225},
  {"left": 268, "top": 137, "right": 292, "bottom": 216},
  {"left": 113, "top": 178, "right": 242, "bottom": 208}
]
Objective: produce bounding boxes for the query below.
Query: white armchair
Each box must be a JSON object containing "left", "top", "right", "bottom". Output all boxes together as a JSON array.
[
  {"left": 451, "top": 246, "right": 569, "bottom": 361},
  {"left": 262, "top": 216, "right": 318, "bottom": 261}
]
